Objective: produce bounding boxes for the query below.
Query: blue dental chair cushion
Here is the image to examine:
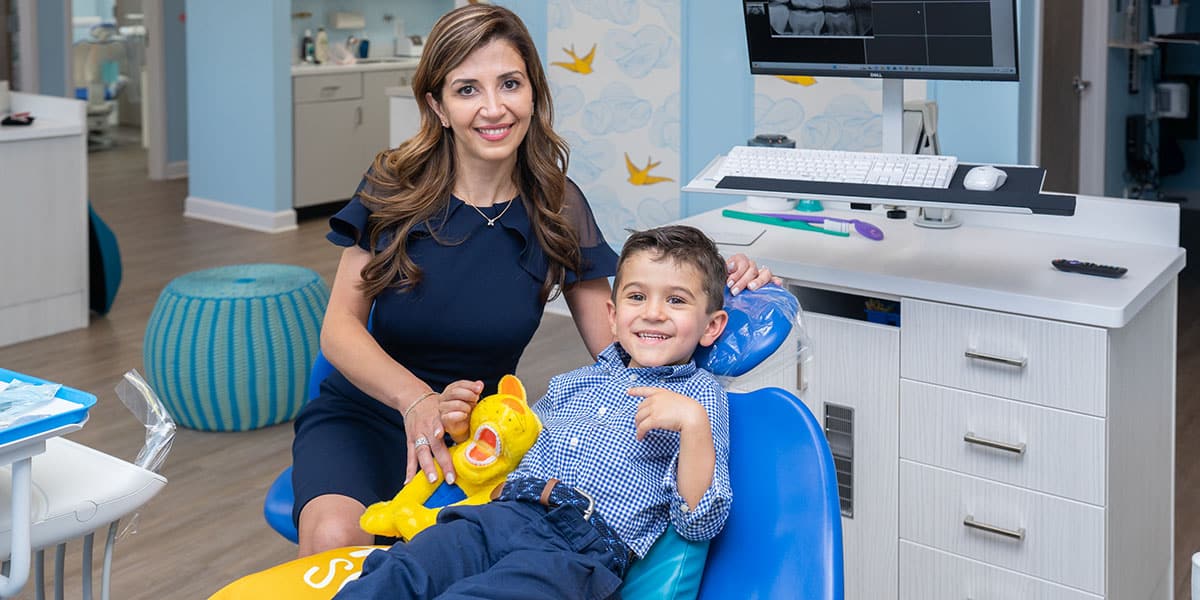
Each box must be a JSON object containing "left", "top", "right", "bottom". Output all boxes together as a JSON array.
[{"left": 693, "top": 284, "right": 798, "bottom": 377}]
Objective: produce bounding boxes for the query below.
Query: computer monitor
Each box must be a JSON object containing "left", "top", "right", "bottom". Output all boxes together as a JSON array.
[{"left": 742, "top": 0, "right": 1019, "bottom": 153}]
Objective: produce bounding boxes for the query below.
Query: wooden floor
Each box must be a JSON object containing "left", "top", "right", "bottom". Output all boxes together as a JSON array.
[{"left": 0, "top": 130, "right": 1195, "bottom": 598}]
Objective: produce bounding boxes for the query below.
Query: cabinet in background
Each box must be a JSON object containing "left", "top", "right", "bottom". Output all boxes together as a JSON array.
[
  {"left": 362, "top": 70, "right": 413, "bottom": 166},
  {"left": 0, "top": 93, "right": 88, "bottom": 346},
  {"left": 674, "top": 193, "right": 1181, "bottom": 600},
  {"left": 789, "top": 284, "right": 1175, "bottom": 600},
  {"left": 292, "top": 68, "right": 415, "bottom": 208},
  {"left": 802, "top": 309, "right": 899, "bottom": 600}
]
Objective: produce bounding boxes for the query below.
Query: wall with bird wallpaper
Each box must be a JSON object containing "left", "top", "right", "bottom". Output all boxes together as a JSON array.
[
  {"left": 497, "top": 1, "right": 918, "bottom": 247},
  {"left": 542, "top": 0, "right": 684, "bottom": 247}
]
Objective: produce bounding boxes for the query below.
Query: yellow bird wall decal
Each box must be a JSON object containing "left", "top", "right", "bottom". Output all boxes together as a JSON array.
[
  {"left": 552, "top": 44, "right": 597, "bottom": 74},
  {"left": 625, "top": 153, "right": 674, "bottom": 186},
  {"left": 776, "top": 75, "right": 817, "bottom": 86}
]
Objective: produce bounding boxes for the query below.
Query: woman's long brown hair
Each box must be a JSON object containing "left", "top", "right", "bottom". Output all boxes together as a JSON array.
[{"left": 356, "top": 4, "right": 581, "bottom": 302}]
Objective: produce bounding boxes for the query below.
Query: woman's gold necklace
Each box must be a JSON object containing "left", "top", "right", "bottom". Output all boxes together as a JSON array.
[{"left": 463, "top": 195, "right": 514, "bottom": 227}]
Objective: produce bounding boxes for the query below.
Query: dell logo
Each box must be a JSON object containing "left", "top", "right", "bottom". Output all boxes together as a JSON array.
[{"left": 869, "top": 73, "right": 881, "bottom": 78}]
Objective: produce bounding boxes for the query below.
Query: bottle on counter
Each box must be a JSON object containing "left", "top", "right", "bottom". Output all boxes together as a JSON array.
[
  {"left": 301, "top": 29, "right": 315, "bottom": 63},
  {"left": 315, "top": 28, "right": 329, "bottom": 64}
]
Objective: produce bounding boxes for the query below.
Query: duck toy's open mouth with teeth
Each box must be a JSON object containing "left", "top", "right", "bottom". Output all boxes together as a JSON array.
[{"left": 466, "top": 424, "right": 501, "bottom": 466}]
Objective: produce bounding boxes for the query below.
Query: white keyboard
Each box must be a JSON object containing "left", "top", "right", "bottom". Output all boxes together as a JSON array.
[{"left": 716, "top": 145, "right": 959, "bottom": 189}]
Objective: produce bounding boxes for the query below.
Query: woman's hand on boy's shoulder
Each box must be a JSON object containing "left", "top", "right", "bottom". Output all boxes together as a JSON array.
[
  {"left": 725, "top": 253, "right": 783, "bottom": 295},
  {"left": 628, "top": 386, "right": 709, "bottom": 440}
]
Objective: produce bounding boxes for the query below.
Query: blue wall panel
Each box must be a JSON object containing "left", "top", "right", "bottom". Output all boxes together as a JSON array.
[
  {"left": 929, "top": 80, "right": 1021, "bottom": 165},
  {"left": 186, "top": 0, "right": 291, "bottom": 213},
  {"left": 680, "top": 1, "right": 753, "bottom": 217},
  {"left": 165, "top": 0, "right": 188, "bottom": 164},
  {"left": 37, "top": 0, "right": 68, "bottom": 96},
  {"left": 494, "top": 0, "right": 547, "bottom": 66}
]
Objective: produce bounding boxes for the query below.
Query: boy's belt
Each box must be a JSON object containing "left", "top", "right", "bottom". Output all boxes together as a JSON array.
[{"left": 492, "top": 476, "right": 633, "bottom": 577}]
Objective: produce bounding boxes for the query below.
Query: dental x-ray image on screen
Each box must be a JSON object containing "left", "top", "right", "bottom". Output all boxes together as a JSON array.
[
  {"left": 759, "top": 0, "right": 873, "bottom": 38},
  {"left": 742, "top": 0, "right": 1019, "bottom": 82}
]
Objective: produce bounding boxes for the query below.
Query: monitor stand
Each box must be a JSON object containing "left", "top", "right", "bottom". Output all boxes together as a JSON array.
[{"left": 882, "top": 80, "right": 960, "bottom": 229}]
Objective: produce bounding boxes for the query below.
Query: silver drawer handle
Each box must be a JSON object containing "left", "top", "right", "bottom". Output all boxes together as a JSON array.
[
  {"left": 964, "top": 349, "right": 1027, "bottom": 368},
  {"left": 963, "top": 515, "right": 1025, "bottom": 540},
  {"left": 963, "top": 432, "right": 1026, "bottom": 455}
]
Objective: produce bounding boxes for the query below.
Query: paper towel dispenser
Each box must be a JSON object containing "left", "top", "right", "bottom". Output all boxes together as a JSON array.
[{"left": 331, "top": 12, "right": 365, "bottom": 30}]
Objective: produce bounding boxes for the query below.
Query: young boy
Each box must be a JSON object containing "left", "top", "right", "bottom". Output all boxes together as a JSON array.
[{"left": 335, "top": 225, "right": 733, "bottom": 600}]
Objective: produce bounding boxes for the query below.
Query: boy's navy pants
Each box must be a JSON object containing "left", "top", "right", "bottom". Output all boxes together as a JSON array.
[{"left": 333, "top": 499, "right": 627, "bottom": 600}]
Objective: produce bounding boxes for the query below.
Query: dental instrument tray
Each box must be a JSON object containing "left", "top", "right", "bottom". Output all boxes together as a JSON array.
[{"left": 0, "top": 368, "right": 95, "bottom": 446}]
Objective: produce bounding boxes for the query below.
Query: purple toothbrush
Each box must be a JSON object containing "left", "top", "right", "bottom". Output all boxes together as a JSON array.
[{"left": 756, "top": 212, "right": 885, "bottom": 241}]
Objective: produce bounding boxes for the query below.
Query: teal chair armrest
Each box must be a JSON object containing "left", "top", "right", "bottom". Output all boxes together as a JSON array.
[{"left": 621, "top": 530, "right": 709, "bottom": 599}]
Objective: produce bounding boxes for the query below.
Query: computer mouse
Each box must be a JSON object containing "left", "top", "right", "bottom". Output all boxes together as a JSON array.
[{"left": 963, "top": 165, "right": 1008, "bottom": 191}]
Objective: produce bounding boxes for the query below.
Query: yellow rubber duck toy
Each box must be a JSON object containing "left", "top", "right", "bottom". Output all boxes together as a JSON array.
[{"left": 360, "top": 375, "right": 542, "bottom": 541}]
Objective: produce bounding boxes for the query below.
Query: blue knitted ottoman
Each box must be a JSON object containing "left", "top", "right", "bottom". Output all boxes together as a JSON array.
[{"left": 143, "top": 264, "right": 330, "bottom": 432}]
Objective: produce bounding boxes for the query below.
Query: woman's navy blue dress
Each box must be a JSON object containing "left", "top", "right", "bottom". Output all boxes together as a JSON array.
[{"left": 291, "top": 177, "right": 617, "bottom": 526}]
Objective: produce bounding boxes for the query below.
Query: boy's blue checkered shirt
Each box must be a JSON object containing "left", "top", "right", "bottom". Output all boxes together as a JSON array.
[{"left": 508, "top": 342, "right": 732, "bottom": 558}]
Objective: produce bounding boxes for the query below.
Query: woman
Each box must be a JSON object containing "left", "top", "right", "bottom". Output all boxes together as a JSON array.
[{"left": 292, "top": 4, "right": 775, "bottom": 557}]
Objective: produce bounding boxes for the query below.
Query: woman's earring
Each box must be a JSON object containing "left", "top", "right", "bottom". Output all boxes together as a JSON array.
[{"left": 441, "top": 121, "right": 449, "bottom": 128}]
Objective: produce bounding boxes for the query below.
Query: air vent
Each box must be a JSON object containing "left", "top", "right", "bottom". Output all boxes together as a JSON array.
[{"left": 824, "top": 403, "right": 854, "bottom": 518}]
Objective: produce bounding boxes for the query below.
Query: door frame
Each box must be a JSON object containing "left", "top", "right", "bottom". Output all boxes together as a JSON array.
[
  {"left": 14, "top": 0, "right": 78, "bottom": 99},
  {"left": 0, "top": 0, "right": 11, "bottom": 83},
  {"left": 143, "top": 0, "right": 169, "bottom": 179},
  {"left": 61, "top": 0, "right": 72, "bottom": 96},
  {"left": 1077, "top": 0, "right": 1108, "bottom": 196},
  {"left": 14, "top": 0, "right": 37, "bottom": 91},
  {"left": 1027, "top": 0, "right": 1106, "bottom": 196}
]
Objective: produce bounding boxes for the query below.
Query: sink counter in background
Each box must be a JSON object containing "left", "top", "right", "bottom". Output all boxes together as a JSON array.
[
  {"left": 290, "top": 58, "right": 420, "bottom": 77},
  {"left": 290, "top": 61, "right": 419, "bottom": 208}
]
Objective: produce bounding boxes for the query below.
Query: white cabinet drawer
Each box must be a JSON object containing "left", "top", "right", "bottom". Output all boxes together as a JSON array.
[
  {"left": 899, "top": 461, "right": 1104, "bottom": 594},
  {"left": 900, "top": 299, "right": 1107, "bottom": 416},
  {"left": 398, "top": 69, "right": 415, "bottom": 87},
  {"left": 294, "top": 73, "right": 363, "bottom": 103},
  {"left": 899, "top": 380, "right": 1105, "bottom": 505},
  {"left": 900, "top": 541, "right": 1100, "bottom": 600}
]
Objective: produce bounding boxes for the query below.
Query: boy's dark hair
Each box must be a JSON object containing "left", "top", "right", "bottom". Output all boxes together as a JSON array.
[{"left": 614, "top": 225, "right": 726, "bottom": 313}]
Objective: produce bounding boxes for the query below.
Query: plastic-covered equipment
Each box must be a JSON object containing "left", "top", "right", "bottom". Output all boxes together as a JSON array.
[
  {"left": 693, "top": 283, "right": 807, "bottom": 378},
  {"left": 0, "top": 369, "right": 173, "bottom": 600}
]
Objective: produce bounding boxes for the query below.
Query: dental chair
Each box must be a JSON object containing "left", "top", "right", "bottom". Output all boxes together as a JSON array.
[
  {"left": 256, "top": 285, "right": 844, "bottom": 599},
  {"left": 72, "top": 24, "right": 129, "bottom": 151}
]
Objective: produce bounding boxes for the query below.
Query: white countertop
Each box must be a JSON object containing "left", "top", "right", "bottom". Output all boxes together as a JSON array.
[
  {"left": 2, "top": 93, "right": 84, "bottom": 143},
  {"left": 291, "top": 58, "right": 420, "bottom": 76},
  {"left": 678, "top": 201, "right": 1185, "bottom": 329},
  {"left": 0, "top": 117, "right": 83, "bottom": 143}
]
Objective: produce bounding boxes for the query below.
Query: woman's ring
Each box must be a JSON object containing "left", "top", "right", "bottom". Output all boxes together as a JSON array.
[{"left": 413, "top": 436, "right": 431, "bottom": 449}]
